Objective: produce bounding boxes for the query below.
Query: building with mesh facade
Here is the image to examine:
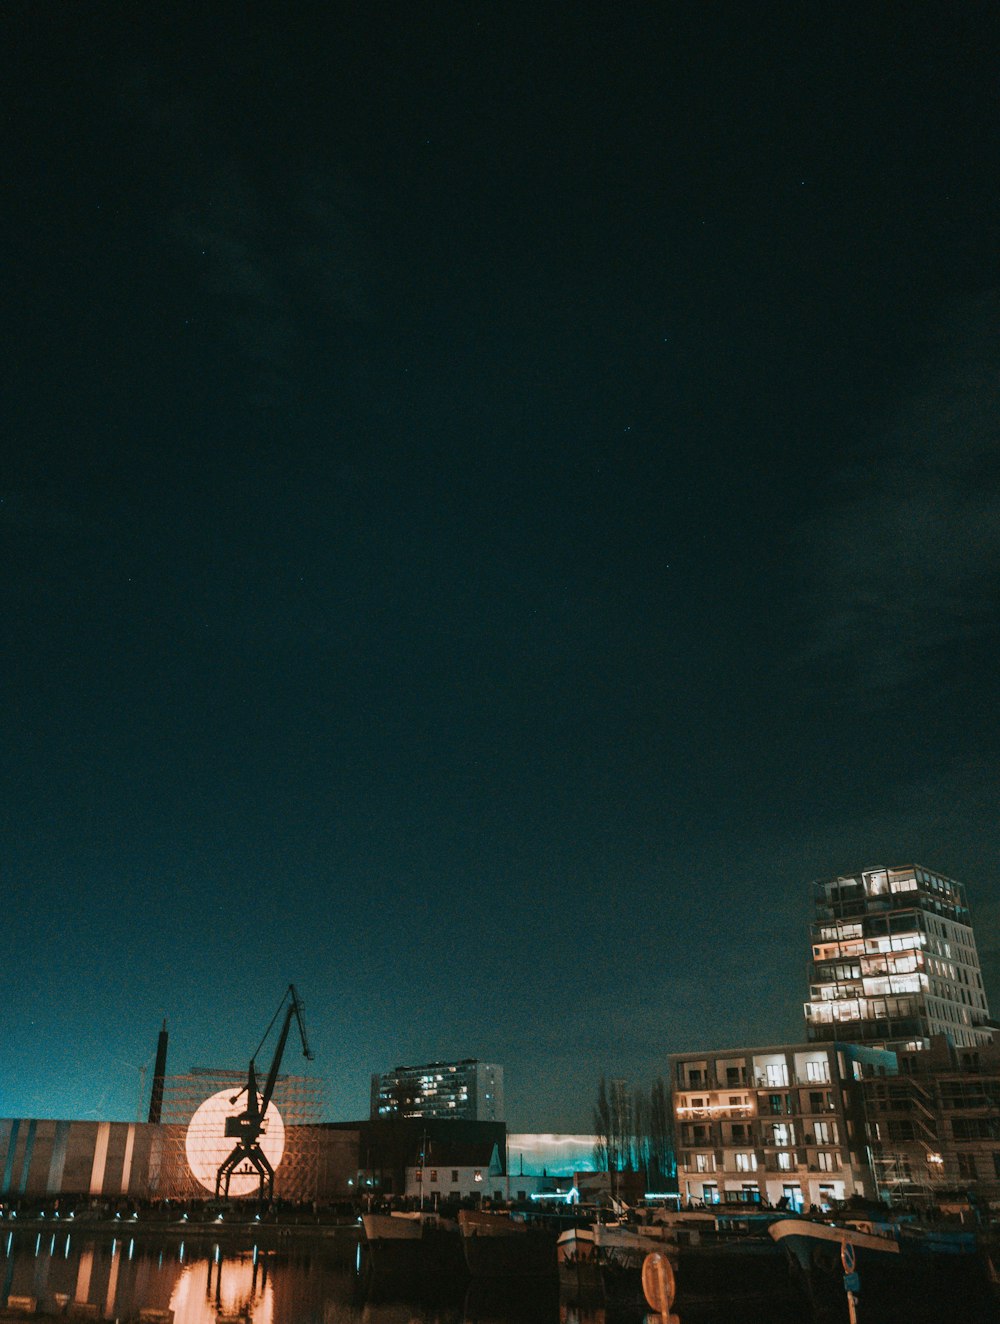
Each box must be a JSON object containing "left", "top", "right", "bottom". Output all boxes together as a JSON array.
[{"left": 154, "top": 1067, "right": 326, "bottom": 1201}]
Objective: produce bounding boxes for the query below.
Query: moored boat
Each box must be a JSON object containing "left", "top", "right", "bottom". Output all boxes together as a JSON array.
[
  {"left": 769, "top": 1214, "right": 994, "bottom": 1315},
  {"left": 560, "top": 1206, "right": 788, "bottom": 1307},
  {"left": 360, "top": 1210, "right": 463, "bottom": 1279},
  {"left": 457, "top": 1207, "right": 557, "bottom": 1279},
  {"left": 556, "top": 1223, "right": 601, "bottom": 1293},
  {"left": 667, "top": 1217, "right": 788, "bottom": 1303}
]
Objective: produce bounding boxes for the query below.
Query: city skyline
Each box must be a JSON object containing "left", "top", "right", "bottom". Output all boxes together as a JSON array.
[
  {"left": 4, "top": 5, "right": 999, "bottom": 1131},
  {"left": 8, "top": 858, "right": 998, "bottom": 1131}
]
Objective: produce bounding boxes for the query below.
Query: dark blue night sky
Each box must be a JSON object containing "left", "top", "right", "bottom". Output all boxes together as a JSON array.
[{"left": 4, "top": 4, "right": 999, "bottom": 1129}]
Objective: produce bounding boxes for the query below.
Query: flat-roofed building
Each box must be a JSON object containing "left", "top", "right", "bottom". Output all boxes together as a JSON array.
[
  {"left": 805, "top": 865, "right": 992, "bottom": 1052},
  {"left": 670, "top": 1042, "right": 895, "bottom": 1211},
  {"left": 0, "top": 1116, "right": 358, "bottom": 1203},
  {"left": 370, "top": 1060, "right": 504, "bottom": 1122}
]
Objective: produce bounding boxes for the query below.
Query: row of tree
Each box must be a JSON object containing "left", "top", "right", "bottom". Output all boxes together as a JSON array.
[{"left": 592, "top": 1075, "right": 675, "bottom": 1184}]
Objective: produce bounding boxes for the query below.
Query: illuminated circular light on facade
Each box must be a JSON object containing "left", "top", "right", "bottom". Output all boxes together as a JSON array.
[{"left": 184, "top": 1089, "right": 285, "bottom": 1196}]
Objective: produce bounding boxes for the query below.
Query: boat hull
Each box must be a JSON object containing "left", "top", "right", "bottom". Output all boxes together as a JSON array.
[
  {"left": 457, "top": 1209, "right": 557, "bottom": 1279},
  {"left": 361, "top": 1212, "right": 464, "bottom": 1279},
  {"left": 769, "top": 1216, "right": 993, "bottom": 1315},
  {"left": 556, "top": 1225, "right": 602, "bottom": 1293},
  {"left": 560, "top": 1217, "right": 788, "bottom": 1308}
]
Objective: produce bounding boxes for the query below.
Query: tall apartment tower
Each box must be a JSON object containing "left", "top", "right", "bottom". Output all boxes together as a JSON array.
[
  {"left": 370, "top": 1059, "right": 504, "bottom": 1122},
  {"left": 804, "top": 864, "right": 993, "bottom": 1052}
]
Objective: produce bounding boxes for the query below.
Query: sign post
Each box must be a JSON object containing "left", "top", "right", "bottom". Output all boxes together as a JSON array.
[
  {"left": 841, "top": 1240, "right": 860, "bottom": 1324},
  {"left": 641, "top": 1251, "right": 680, "bottom": 1324}
]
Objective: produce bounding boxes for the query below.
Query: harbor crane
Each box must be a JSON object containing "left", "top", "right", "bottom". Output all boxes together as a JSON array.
[{"left": 215, "top": 984, "right": 314, "bottom": 1201}]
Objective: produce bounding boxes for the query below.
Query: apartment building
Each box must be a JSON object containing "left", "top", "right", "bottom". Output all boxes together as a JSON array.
[
  {"left": 670, "top": 1042, "right": 895, "bottom": 1211},
  {"left": 805, "top": 865, "right": 992, "bottom": 1052},
  {"left": 864, "top": 1034, "right": 1000, "bottom": 1205},
  {"left": 370, "top": 1060, "right": 504, "bottom": 1122}
]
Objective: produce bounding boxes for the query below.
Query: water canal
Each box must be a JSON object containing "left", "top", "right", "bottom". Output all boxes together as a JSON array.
[{"left": 1, "top": 1227, "right": 996, "bottom": 1323}]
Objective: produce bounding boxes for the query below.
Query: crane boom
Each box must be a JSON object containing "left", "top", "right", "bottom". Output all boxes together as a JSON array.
[
  {"left": 260, "top": 984, "right": 313, "bottom": 1115},
  {"left": 215, "top": 984, "right": 315, "bottom": 1202}
]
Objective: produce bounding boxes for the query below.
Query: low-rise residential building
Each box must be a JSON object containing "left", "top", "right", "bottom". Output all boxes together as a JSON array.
[
  {"left": 400, "top": 1133, "right": 603, "bottom": 1205},
  {"left": 323, "top": 1116, "right": 505, "bottom": 1199},
  {"left": 403, "top": 1140, "right": 505, "bottom": 1204},
  {"left": 670, "top": 1042, "right": 896, "bottom": 1211}
]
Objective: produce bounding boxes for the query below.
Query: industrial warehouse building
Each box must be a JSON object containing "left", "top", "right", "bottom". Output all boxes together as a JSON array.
[
  {"left": 0, "top": 1112, "right": 598, "bottom": 1206},
  {"left": 0, "top": 1117, "right": 359, "bottom": 1204}
]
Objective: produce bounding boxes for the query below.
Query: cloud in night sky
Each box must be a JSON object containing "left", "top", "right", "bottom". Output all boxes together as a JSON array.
[
  {"left": 124, "top": 65, "right": 378, "bottom": 393},
  {"left": 167, "top": 166, "right": 376, "bottom": 374},
  {"left": 796, "top": 292, "right": 1000, "bottom": 695}
]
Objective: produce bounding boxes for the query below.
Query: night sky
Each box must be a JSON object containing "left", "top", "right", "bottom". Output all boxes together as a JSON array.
[{"left": 4, "top": 5, "right": 999, "bottom": 1131}]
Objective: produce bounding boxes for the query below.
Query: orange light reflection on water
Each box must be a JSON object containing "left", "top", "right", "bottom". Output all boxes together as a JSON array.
[{"left": 169, "top": 1253, "right": 274, "bottom": 1324}]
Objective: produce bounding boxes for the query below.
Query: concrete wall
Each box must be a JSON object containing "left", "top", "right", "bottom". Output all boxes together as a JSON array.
[
  {"left": 0, "top": 1120, "right": 358, "bottom": 1203},
  {"left": 0, "top": 1120, "right": 157, "bottom": 1199}
]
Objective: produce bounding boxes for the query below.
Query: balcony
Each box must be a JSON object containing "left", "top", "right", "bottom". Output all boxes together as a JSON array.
[
  {"left": 751, "top": 1074, "right": 791, "bottom": 1090},
  {"left": 676, "top": 1104, "right": 753, "bottom": 1121},
  {"left": 679, "top": 1128, "right": 716, "bottom": 1147},
  {"left": 761, "top": 1155, "right": 803, "bottom": 1174}
]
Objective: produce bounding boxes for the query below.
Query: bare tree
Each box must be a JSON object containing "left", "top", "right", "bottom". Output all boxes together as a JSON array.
[
  {"left": 611, "top": 1077, "right": 632, "bottom": 1172},
  {"left": 632, "top": 1084, "right": 650, "bottom": 1185},
  {"left": 648, "top": 1076, "right": 675, "bottom": 1186},
  {"left": 595, "top": 1074, "right": 675, "bottom": 1185},
  {"left": 592, "top": 1075, "right": 611, "bottom": 1171}
]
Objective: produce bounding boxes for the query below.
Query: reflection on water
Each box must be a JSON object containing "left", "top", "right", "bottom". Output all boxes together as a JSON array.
[
  {"left": 2, "top": 1225, "right": 770, "bottom": 1324},
  {"left": 170, "top": 1250, "right": 275, "bottom": 1324},
  {"left": 0, "top": 1231, "right": 796, "bottom": 1324},
  {"left": 2, "top": 1228, "right": 997, "bottom": 1324},
  {"left": 3, "top": 1233, "right": 320, "bottom": 1324},
  {"left": 2, "top": 1230, "right": 549, "bottom": 1324}
]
